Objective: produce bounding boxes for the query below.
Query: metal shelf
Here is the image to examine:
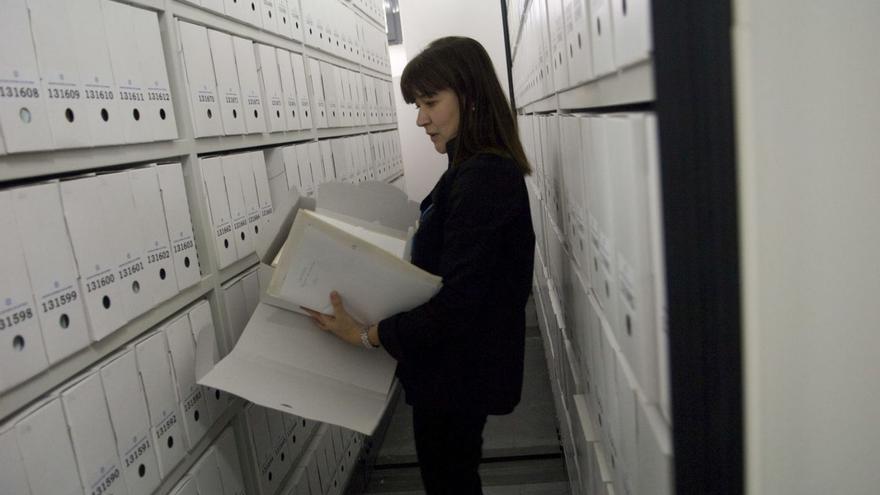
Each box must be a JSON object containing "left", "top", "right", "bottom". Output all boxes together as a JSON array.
[
  {"left": 0, "top": 275, "right": 214, "bottom": 421},
  {"left": 219, "top": 254, "right": 261, "bottom": 285},
  {"left": 518, "top": 60, "right": 655, "bottom": 114}
]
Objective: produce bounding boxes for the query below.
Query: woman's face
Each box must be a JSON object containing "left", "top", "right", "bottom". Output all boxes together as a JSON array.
[{"left": 415, "top": 89, "right": 461, "bottom": 154}]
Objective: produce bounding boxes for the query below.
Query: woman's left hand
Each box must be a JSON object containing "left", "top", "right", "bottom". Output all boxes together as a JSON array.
[{"left": 303, "top": 291, "right": 365, "bottom": 346}]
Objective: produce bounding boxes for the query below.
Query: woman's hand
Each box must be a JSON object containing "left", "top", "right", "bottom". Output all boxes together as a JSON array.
[{"left": 303, "top": 291, "right": 366, "bottom": 347}]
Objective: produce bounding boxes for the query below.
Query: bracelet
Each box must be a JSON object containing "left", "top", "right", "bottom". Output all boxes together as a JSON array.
[{"left": 359, "top": 324, "right": 379, "bottom": 349}]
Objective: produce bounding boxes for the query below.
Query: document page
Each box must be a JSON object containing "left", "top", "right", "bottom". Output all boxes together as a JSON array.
[
  {"left": 268, "top": 209, "right": 441, "bottom": 324},
  {"left": 200, "top": 303, "right": 399, "bottom": 434}
]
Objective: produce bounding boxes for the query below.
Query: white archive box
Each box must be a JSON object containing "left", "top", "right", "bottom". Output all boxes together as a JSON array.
[
  {"left": 178, "top": 21, "right": 224, "bottom": 138},
  {"left": 13, "top": 397, "right": 82, "bottom": 495},
  {"left": 208, "top": 29, "right": 247, "bottom": 136},
  {"left": 249, "top": 151, "right": 276, "bottom": 240},
  {"left": 606, "top": 114, "right": 660, "bottom": 404},
  {"left": 284, "top": 0, "right": 305, "bottom": 42},
  {"left": 308, "top": 141, "right": 325, "bottom": 185},
  {"left": 215, "top": 426, "right": 247, "bottom": 495},
  {"left": 200, "top": 156, "right": 239, "bottom": 268},
  {"left": 60, "top": 176, "right": 131, "bottom": 341},
  {"left": 564, "top": 0, "right": 594, "bottom": 86},
  {"left": 223, "top": 277, "right": 249, "bottom": 347},
  {"left": 102, "top": 0, "right": 153, "bottom": 144},
  {"left": 330, "top": 139, "right": 351, "bottom": 181},
  {"left": 255, "top": 43, "right": 287, "bottom": 132},
  {"left": 259, "top": 0, "right": 280, "bottom": 35},
  {"left": 309, "top": 58, "right": 329, "bottom": 128},
  {"left": 60, "top": 371, "right": 129, "bottom": 495},
  {"left": 201, "top": 181, "right": 435, "bottom": 435},
  {"left": 100, "top": 349, "right": 162, "bottom": 495},
  {"left": 0, "top": 190, "right": 49, "bottom": 393},
  {"left": 135, "top": 331, "right": 188, "bottom": 477},
  {"left": 129, "top": 166, "right": 181, "bottom": 305},
  {"left": 236, "top": 152, "right": 265, "bottom": 244},
  {"left": 0, "top": 0, "right": 53, "bottom": 153},
  {"left": 321, "top": 140, "right": 336, "bottom": 181},
  {"left": 340, "top": 69, "right": 353, "bottom": 127},
  {"left": 276, "top": 48, "right": 303, "bottom": 131},
  {"left": 290, "top": 53, "right": 314, "bottom": 129},
  {"left": 156, "top": 163, "right": 202, "bottom": 290},
  {"left": 191, "top": 447, "right": 226, "bottom": 495},
  {"left": 266, "top": 408, "right": 294, "bottom": 482},
  {"left": 287, "top": 467, "right": 310, "bottom": 495},
  {"left": 560, "top": 115, "right": 590, "bottom": 272},
  {"left": 590, "top": 0, "right": 616, "bottom": 78},
  {"left": 0, "top": 427, "right": 31, "bottom": 495},
  {"left": 296, "top": 143, "right": 314, "bottom": 194},
  {"left": 188, "top": 300, "right": 233, "bottom": 422},
  {"left": 319, "top": 62, "right": 340, "bottom": 127},
  {"left": 101, "top": 171, "right": 155, "bottom": 319},
  {"left": 164, "top": 313, "right": 211, "bottom": 448},
  {"left": 548, "top": 0, "right": 569, "bottom": 92},
  {"left": 222, "top": 154, "right": 255, "bottom": 260},
  {"left": 274, "top": 0, "right": 293, "bottom": 39},
  {"left": 131, "top": 5, "right": 178, "bottom": 142},
  {"left": 644, "top": 115, "right": 671, "bottom": 422},
  {"left": 636, "top": 398, "right": 672, "bottom": 495},
  {"left": 614, "top": 353, "right": 640, "bottom": 495},
  {"left": 246, "top": 404, "right": 281, "bottom": 495},
  {"left": 586, "top": 116, "right": 619, "bottom": 330},
  {"left": 27, "top": 0, "right": 92, "bottom": 149},
  {"left": 233, "top": 35, "right": 268, "bottom": 134},
  {"left": 611, "top": 0, "right": 652, "bottom": 69},
  {"left": 281, "top": 144, "right": 301, "bottom": 191}
]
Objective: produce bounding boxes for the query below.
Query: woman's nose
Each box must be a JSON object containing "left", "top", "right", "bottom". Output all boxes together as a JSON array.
[{"left": 416, "top": 108, "right": 429, "bottom": 127}]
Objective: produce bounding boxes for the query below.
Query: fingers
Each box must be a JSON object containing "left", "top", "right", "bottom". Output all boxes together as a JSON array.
[
  {"left": 302, "top": 307, "right": 333, "bottom": 330},
  {"left": 330, "top": 291, "right": 344, "bottom": 312}
]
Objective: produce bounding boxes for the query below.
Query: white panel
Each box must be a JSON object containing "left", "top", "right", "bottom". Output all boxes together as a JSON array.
[
  {"left": 255, "top": 43, "right": 286, "bottom": 132},
  {"left": 61, "top": 373, "right": 129, "bottom": 495},
  {"left": 15, "top": 399, "right": 82, "bottom": 495},
  {"left": 60, "top": 177, "right": 131, "bottom": 340},
  {"left": 164, "top": 314, "right": 210, "bottom": 447},
  {"left": 129, "top": 167, "right": 180, "bottom": 305},
  {"left": 100, "top": 350, "right": 162, "bottom": 495},
  {"left": 0, "top": 428, "right": 31, "bottom": 495},
  {"left": 135, "top": 332, "right": 187, "bottom": 477},
  {"left": 27, "top": 0, "right": 92, "bottom": 148},
  {"left": 10, "top": 183, "right": 89, "bottom": 365},
  {"left": 276, "top": 48, "right": 302, "bottom": 131},
  {"left": 102, "top": 0, "right": 152, "bottom": 143},
  {"left": 131, "top": 6, "right": 178, "bottom": 141},
  {"left": 610, "top": 0, "right": 651, "bottom": 68},
  {"left": 178, "top": 21, "right": 223, "bottom": 138},
  {"left": 201, "top": 156, "right": 238, "bottom": 268},
  {"left": 156, "top": 163, "right": 202, "bottom": 290},
  {"left": 208, "top": 29, "right": 247, "bottom": 136},
  {"left": 0, "top": 0, "right": 54, "bottom": 152}
]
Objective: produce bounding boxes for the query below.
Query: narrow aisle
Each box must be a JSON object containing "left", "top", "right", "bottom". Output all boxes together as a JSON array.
[{"left": 352, "top": 297, "right": 570, "bottom": 494}]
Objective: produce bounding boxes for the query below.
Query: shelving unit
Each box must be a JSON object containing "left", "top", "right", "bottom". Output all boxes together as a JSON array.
[
  {"left": 0, "top": 0, "right": 399, "bottom": 494},
  {"left": 507, "top": 1, "right": 672, "bottom": 494}
]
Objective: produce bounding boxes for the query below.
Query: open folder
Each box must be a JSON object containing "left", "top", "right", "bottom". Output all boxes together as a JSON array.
[{"left": 200, "top": 182, "right": 442, "bottom": 435}]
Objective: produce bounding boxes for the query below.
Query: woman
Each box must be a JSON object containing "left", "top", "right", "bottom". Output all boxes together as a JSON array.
[{"left": 305, "top": 36, "right": 535, "bottom": 494}]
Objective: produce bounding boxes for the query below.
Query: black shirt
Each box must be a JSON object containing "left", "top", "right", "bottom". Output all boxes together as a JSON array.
[{"left": 378, "top": 140, "right": 536, "bottom": 415}]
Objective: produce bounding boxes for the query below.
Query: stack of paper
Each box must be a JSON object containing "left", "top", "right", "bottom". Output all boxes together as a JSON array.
[{"left": 200, "top": 181, "right": 441, "bottom": 434}]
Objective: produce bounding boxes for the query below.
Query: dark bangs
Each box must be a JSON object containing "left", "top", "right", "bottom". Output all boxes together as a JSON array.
[{"left": 400, "top": 48, "right": 455, "bottom": 103}]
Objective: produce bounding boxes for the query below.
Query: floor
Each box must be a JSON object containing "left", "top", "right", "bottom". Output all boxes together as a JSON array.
[{"left": 347, "top": 297, "right": 571, "bottom": 494}]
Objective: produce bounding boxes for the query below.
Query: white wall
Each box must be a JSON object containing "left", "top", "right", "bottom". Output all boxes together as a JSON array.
[
  {"left": 394, "top": 0, "right": 510, "bottom": 202},
  {"left": 734, "top": 1, "right": 880, "bottom": 493}
]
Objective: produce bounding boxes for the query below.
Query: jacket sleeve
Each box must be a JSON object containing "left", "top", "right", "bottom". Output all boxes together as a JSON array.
[{"left": 378, "top": 161, "right": 523, "bottom": 364}]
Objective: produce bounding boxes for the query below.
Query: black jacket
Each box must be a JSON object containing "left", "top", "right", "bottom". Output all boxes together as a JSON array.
[{"left": 378, "top": 141, "right": 535, "bottom": 415}]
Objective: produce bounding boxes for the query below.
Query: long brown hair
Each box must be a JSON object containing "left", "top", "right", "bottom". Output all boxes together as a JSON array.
[{"left": 400, "top": 36, "right": 532, "bottom": 175}]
